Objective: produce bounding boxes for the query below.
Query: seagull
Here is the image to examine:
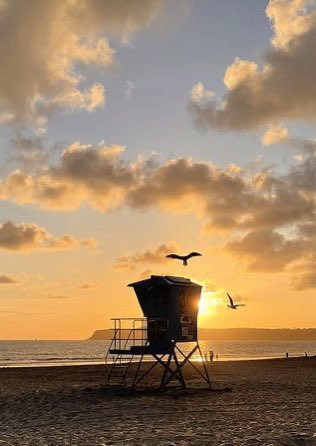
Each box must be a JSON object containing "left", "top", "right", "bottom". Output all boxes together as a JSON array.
[
  {"left": 227, "top": 292, "right": 245, "bottom": 310},
  {"left": 165, "top": 251, "right": 202, "bottom": 266}
]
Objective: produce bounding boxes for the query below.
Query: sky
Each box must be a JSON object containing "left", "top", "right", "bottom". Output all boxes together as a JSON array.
[{"left": 0, "top": 0, "right": 315, "bottom": 340}]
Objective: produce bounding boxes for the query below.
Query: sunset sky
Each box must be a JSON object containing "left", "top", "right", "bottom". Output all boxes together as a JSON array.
[{"left": 0, "top": 0, "right": 315, "bottom": 340}]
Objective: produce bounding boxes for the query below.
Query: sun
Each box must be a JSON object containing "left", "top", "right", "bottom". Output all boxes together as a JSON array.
[{"left": 198, "top": 291, "right": 220, "bottom": 316}]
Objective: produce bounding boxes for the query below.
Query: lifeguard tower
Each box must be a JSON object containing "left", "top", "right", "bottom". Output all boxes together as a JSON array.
[{"left": 105, "top": 275, "right": 211, "bottom": 390}]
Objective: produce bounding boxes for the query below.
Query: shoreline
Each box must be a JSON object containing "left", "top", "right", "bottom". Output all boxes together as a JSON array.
[{"left": 1, "top": 353, "right": 316, "bottom": 369}]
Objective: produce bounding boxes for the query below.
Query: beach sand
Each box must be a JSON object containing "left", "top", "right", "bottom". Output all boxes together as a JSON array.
[{"left": 0, "top": 358, "right": 315, "bottom": 445}]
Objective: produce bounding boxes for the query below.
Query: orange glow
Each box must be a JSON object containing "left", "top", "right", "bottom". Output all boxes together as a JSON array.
[{"left": 198, "top": 291, "right": 221, "bottom": 316}]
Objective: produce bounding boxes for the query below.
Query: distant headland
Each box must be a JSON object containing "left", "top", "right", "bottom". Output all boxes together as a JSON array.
[{"left": 88, "top": 328, "right": 316, "bottom": 341}]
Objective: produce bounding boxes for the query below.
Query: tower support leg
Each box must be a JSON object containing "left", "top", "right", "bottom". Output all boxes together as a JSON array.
[{"left": 116, "top": 341, "right": 212, "bottom": 391}]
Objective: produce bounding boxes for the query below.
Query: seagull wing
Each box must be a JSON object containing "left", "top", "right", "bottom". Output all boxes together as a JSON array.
[
  {"left": 186, "top": 252, "right": 202, "bottom": 259},
  {"left": 166, "top": 253, "right": 183, "bottom": 260},
  {"left": 227, "top": 292, "right": 234, "bottom": 306},
  {"left": 236, "top": 304, "right": 246, "bottom": 307}
]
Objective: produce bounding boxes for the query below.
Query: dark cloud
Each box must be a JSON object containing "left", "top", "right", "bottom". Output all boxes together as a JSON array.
[
  {"left": 9, "top": 135, "right": 49, "bottom": 171},
  {"left": 1, "top": 143, "right": 136, "bottom": 210},
  {"left": 0, "top": 220, "right": 94, "bottom": 252},
  {"left": 291, "top": 254, "right": 316, "bottom": 290},
  {"left": 288, "top": 153, "right": 316, "bottom": 192},
  {"left": 128, "top": 154, "right": 315, "bottom": 235},
  {"left": 54, "top": 143, "right": 135, "bottom": 208},
  {"left": 298, "top": 223, "right": 316, "bottom": 238},
  {"left": 0, "top": 275, "right": 18, "bottom": 284},
  {"left": 225, "top": 229, "right": 307, "bottom": 273},
  {"left": 226, "top": 223, "right": 316, "bottom": 290}
]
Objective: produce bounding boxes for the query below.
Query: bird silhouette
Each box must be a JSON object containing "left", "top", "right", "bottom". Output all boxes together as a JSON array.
[
  {"left": 227, "top": 292, "right": 245, "bottom": 310},
  {"left": 165, "top": 251, "right": 202, "bottom": 266}
]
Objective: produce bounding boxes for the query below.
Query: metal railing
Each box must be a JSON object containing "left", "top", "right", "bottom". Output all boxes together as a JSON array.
[{"left": 108, "top": 318, "right": 148, "bottom": 352}]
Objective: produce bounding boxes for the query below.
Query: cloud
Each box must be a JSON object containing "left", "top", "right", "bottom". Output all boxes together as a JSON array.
[
  {"left": 290, "top": 254, "right": 316, "bottom": 290},
  {"left": 0, "top": 310, "right": 54, "bottom": 316},
  {"left": 201, "top": 280, "right": 220, "bottom": 292},
  {"left": 113, "top": 243, "right": 177, "bottom": 270},
  {"left": 0, "top": 0, "right": 163, "bottom": 126},
  {"left": 1, "top": 140, "right": 315, "bottom": 231},
  {"left": 46, "top": 234, "right": 95, "bottom": 250},
  {"left": 189, "top": 0, "right": 316, "bottom": 130},
  {"left": 2, "top": 141, "right": 258, "bottom": 217},
  {"left": 0, "top": 142, "right": 135, "bottom": 210},
  {"left": 190, "top": 82, "right": 214, "bottom": 103},
  {"left": 225, "top": 223, "right": 316, "bottom": 290},
  {"left": 261, "top": 124, "right": 289, "bottom": 146},
  {"left": 285, "top": 135, "right": 316, "bottom": 157},
  {"left": 128, "top": 154, "right": 315, "bottom": 235},
  {"left": 0, "top": 275, "right": 18, "bottom": 284},
  {"left": 261, "top": 126, "right": 316, "bottom": 156},
  {"left": 225, "top": 229, "right": 307, "bottom": 273},
  {"left": 138, "top": 269, "right": 152, "bottom": 279},
  {"left": 266, "top": 0, "right": 311, "bottom": 49},
  {"left": 127, "top": 158, "right": 256, "bottom": 226},
  {"left": 0, "top": 137, "right": 315, "bottom": 287},
  {"left": 288, "top": 151, "right": 316, "bottom": 192},
  {"left": 9, "top": 135, "right": 49, "bottom": 171},
  {"left": 43, "top": 294, "right": 68, "bottom": 300},
  {"left": 1, "top": 140, "right": 315, "bottom": 227},
  {"left": 223, "top": 58, "right": 259, "bottom": 91},
  {"left": 52, "top": 143, "right": 134, "bottom": 209},
  {"left": 0, "top": 220, "right": 94, "bottom": 252},
  {"left": 52, "top": 83, "right": 106, "bottom": 113},
  {"left": 289, "top": 223, "right": 316, "bottom": 290},
  {"left": 77, "top": 282, "right": 98, "bottom": 289},
  {"left": 298, "top": 223, "right": 316, "bottom": 238},
  {"left": 231, "top": 294, "right": 249, "bottom": 303},
  {"left": 0, "top": 221, "right": 48, "bottom": 251}
]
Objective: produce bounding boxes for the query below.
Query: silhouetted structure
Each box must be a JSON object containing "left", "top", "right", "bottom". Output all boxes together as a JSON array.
[{"left": 105, "top": 275, "right": 211, "bottom": 390}]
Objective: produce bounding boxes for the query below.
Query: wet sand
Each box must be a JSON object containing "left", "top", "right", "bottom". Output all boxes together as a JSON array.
[{"left": 0, "top": 358, "right": 315, "bottom": 445}]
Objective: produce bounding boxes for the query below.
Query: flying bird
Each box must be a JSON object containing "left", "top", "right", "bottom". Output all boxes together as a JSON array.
[
  {"left": 165, "top": 251, "right": 202, "bottom": 266},
  {"left": 227, "top": 292, "right": 245, "bottom": 310}
]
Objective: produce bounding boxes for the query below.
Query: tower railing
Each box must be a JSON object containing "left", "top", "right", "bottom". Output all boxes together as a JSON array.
[{"left": 108, "top": 318, "right": 148, "bottom": 352}]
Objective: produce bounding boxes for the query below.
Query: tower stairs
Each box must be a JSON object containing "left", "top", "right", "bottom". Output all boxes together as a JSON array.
[{"left": 105, "top": 318, "right": 147, "bottom": 387}]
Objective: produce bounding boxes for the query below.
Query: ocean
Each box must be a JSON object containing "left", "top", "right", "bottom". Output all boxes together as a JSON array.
[{"left": 0, "top": 340, "right": 316, "bottom": 367}]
